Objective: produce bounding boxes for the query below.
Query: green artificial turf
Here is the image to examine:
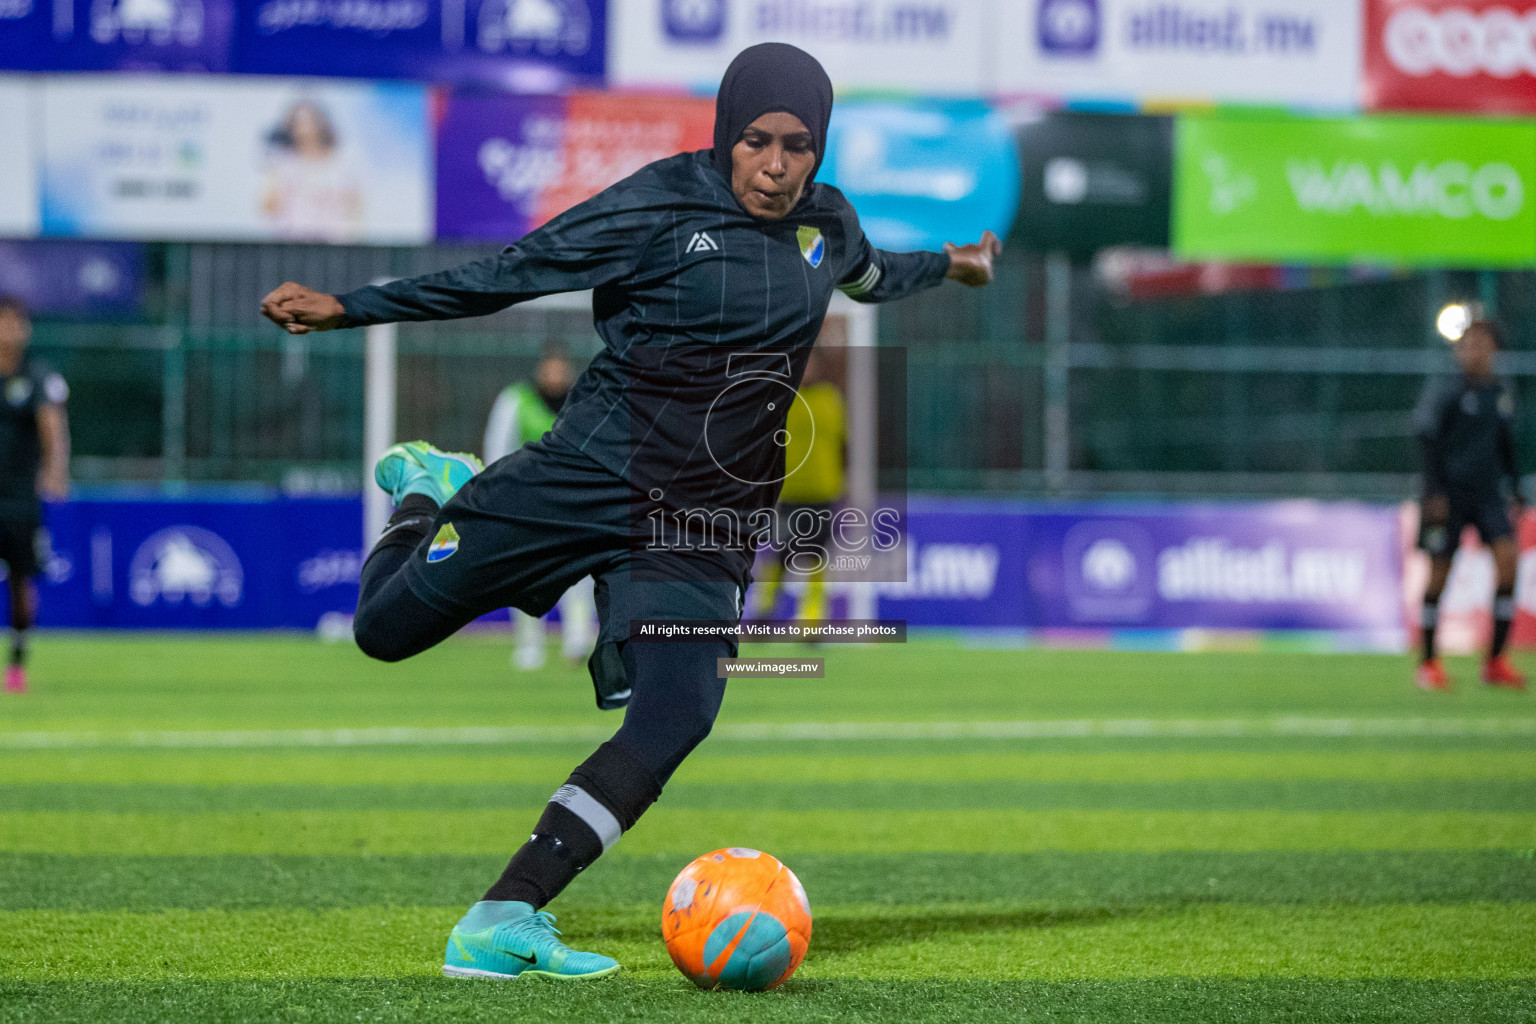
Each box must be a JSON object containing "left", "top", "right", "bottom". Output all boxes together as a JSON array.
[{"left": 0, "top": 635, "right": 1532, "bottom": 1023}]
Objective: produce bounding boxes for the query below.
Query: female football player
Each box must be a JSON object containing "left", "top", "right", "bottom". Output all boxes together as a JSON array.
[{"left": 261, "top": 42, "right": 1000, "bottom": 979}]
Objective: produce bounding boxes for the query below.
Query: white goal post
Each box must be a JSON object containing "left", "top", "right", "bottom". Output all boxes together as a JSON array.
[{"left": 363, "top": 291, "right": 879, "bottom": 619}]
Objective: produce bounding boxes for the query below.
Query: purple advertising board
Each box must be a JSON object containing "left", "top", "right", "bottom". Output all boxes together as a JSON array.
[
  {"left": 234, "top": 0, "right": 604, "bottom": 87},
  {"left": 436, "top": 91, "right": 566, "bottom": 242},
  {"left": 877, "top": 497, "right": 1404, "bottom": 636},
  {"left": 0, "top": 240, "right": 144, "bottom": 314},
  {"left": 0, "top": 0, "right": 234, "bottom": 72}
]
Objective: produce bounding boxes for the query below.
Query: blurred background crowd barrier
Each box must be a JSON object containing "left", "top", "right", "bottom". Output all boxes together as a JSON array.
[{"left": 5, "top": 0, "right": 1536, "bottom": 648}]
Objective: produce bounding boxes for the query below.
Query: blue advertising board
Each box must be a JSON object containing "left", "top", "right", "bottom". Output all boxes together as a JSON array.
[
  {"left": 876, "top": 496, "right": 1404, "bottom": 639},
  {"left": 0, "top": 0, "right": 234, "bottom": 72},
  {"left": 30, "top": 494, "right": 362, "bottom": 629},
  {"left": 234, "top": 0, "right": 604, "bottom": 86},
  {"left": 823, "top": 99, "right": 1020, "bottom": 252},
  {"left": 15, "top": 494, "right": 1403, "bottom": 643}
]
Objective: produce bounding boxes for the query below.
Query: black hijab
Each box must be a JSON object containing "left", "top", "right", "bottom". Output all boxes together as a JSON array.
[{"left": 710, "top": 43, "right": 834, "bottom": 184}]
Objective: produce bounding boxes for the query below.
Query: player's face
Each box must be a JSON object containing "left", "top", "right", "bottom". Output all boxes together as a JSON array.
[
  {"left": 0, "top": 309, "right": 29, "bottom": 370},
  {"left": 536, "top": 356, "right": 572, "bottom": 399},
  {"left": 1457, "top": 325, "right": 1496, "bottom": 377},
  {"left": 731, "top": 113, "right": 816, "bottom": 221}
]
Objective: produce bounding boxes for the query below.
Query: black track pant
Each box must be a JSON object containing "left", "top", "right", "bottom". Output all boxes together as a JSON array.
[
  {"left": 355, "top": 536, "right": 731, "bottom": 783},
  {"left": 352, "top": 436, "right": 746, "bottom": 786}
]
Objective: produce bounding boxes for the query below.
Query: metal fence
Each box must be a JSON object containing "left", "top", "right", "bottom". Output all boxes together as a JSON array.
[{"left": 34, "top": 242, "right": 1536, "bottom": 500}]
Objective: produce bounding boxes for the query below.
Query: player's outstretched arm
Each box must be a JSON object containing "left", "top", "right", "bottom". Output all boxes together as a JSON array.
[
  {"left": 943, "top": 231, "right": 1002, "bottom": 288},
  {"left": 260, "top": 282, "right": 347, "bottom": 335},
  {"left": 837, "top": 213, "right": 1000, "bottom": 304}
]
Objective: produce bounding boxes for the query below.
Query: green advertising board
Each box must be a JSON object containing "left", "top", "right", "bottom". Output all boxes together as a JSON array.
[{"left": 1174, "top": 113, "right": 1536, "bottom": 267}]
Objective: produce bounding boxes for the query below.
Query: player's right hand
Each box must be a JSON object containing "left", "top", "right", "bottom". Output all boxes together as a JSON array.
[
  {"left": 260, "top": 282, "right": 347, "bottom": 334},
  {"left": 943, "top": 231, "right": 1002, "bottom": 288}
]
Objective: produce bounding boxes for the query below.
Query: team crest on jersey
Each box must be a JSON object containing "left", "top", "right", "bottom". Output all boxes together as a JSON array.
[
  {"left": 5, "top": 377, "right": 32, "bottom": 407},
  {"left": 797, "top": 226, "right": 825, "bottom": 268},
  {"left": 427, "top": 523, "right": 460, "bottom": 563}
]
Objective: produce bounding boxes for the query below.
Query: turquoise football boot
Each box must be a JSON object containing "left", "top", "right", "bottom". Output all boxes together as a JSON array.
[
  {"left": 374, "top": 441, "right": 483, "bottom": 506},
  {"left": 442, "top": 901, "right": 621, "bottom": 981}
]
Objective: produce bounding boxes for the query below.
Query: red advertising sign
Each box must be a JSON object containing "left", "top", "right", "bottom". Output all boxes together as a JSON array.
[
  {"left": 1366, "top": 0, "right": 1536, "bottom": 113},
  {"left": 435, "top": 91, "right": 714, "bottom": 243},
  {"left": 534, "top": 93, "right": 715, "bottom": 226}
]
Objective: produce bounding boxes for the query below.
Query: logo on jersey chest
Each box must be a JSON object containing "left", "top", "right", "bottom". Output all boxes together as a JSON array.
[
  {"left": 685, "top": 231, "right": 720, "bottom": 254},
  {"left": 427, "top": 523, "right": 460, "bottom": 563},
  {"left": 5, "top": 377, "right": 31, "bottom": 407},
  {"left": 796, "top": 226, "right": 825, "bottom": 268}
]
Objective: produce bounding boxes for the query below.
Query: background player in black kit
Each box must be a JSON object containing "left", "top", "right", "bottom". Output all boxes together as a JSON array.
[
  {"left": 260, "top": 43, "right": 1000, "bottom": 980},
  {"left": 1414, "top": 318, "right": 1526, "bottom": 692},
  {"left": 0, "top": 297, "right": 70, "bottom": 695}
]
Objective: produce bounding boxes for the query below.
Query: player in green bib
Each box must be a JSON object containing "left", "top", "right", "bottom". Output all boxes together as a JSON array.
[{"left": 482, "top": 346, "right": 595, "bottom": 669}]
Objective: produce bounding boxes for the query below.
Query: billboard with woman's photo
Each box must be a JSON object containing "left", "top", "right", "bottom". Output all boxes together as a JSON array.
[{"left": 40, "top": 76, "right": 432, "bottom": 243}]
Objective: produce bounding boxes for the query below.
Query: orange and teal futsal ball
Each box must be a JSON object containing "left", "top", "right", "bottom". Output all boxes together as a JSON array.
[{"left": 661, "top": 848, "right": 812, "bottom": 991}]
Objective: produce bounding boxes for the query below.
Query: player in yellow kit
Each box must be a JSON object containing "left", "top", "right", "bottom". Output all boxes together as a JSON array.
[{"left": 750, "top": 344, "right": 846, "bottom": 624}]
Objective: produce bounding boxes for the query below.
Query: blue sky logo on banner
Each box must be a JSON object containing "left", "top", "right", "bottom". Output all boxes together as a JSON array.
[
  {"left": 0, "top": 0, "right": 232, "bottom": 71},
  {"left": 236, "top": 0, "right": 604, "bottom": 85},
  {"left": 823, "top": 99, "right": 1020, "bottom": 252},
  {"left": 128, "top": 525, "right": 244, "bottom": 609}
]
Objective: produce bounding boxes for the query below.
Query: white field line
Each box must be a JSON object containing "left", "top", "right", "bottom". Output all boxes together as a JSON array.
[{"left": 0, "top": 718, "right": 1533, "bottom": 750}]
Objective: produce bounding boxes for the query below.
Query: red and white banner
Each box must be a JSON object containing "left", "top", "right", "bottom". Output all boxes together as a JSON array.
[{"left": 1367, "top": 0, "right": 1536, "bottom": 113}]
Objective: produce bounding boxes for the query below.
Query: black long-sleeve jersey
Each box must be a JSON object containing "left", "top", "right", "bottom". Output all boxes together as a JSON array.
[
  {"left": 338, "top": 150, "right": 949, "bottom": 514},
  {"left": 0, "top": 357, "right": 67, "bottom": 502},
  {"left": 1413, "top": 373, "right": 1519, "bottom": 499}
]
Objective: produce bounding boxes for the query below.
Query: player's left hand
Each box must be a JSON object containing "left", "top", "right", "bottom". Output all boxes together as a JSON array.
[
  {"left": 944, "top": 231, "right": 1001, "bottom": 287},
  {"left": 260, "top": 282, "right": 347, "bottom": 334}
]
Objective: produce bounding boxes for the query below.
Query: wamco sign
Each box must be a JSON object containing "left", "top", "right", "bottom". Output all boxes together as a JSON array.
[
  {"left": 1285, "top": 158, "right": 1524, "bottom": 220},
  {"left": 1175, "top": 112, "right": 1536, "bottom": 264}
]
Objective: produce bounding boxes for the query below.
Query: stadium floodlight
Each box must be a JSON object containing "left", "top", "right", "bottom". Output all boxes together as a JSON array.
[{"left": 1435, "top": 302, "right": 1476, "bottom": 343}]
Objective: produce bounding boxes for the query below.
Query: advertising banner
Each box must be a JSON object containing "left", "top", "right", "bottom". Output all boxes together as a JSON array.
[
  {"left": 823, "top": 98, "right": 1020, "bottom": 250},
  {"left": 1012, "top": 111, "right": 1171, "bottom": 254},
  {"left": 0, "top": 0, "right": 233, "bottom": 72},
  {"left": 24, "top": 494, "right": 1404, "bottom": 638},
  {"left": 32, "top": 495, "right": 362, "bottom": 629},
  {"left": 41, "top": 76, "right": 432, "bottom": 243},
  {"left": 438, "top": 91, "right": 1018, "bottom": 250},
  {"left": 0, "top": 77, "right": 37, "bottom": 238},
  {"left": 609, "top": 0, "right": 990, "bottom": 94},
  {"left": 994, "top": 0, "right": 1361, "bottom": 108},
  {"left": 877, "top": 497, "right": 1404, "bottom": 637},
  {"left": 437, "top": 91, "right": 714, "bottom": 241},
  {"left": 0, "top": 240, "right": 145, "bottom": 313},
  {"left": 1173, "top": 112, "right": 1536, "bottom": 266},
  {"left": 235, "top": 0, "right": 604, "bottom": 87},
  {"left": 1366, "top": 0, "right": 1536, "bottom": 114}
]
